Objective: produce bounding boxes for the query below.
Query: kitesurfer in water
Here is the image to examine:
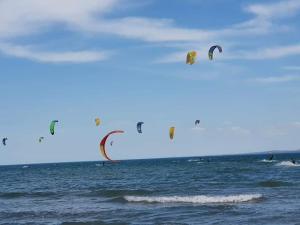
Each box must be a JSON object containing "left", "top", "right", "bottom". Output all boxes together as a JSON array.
[
  {"left": 268, "top": 155, "right": 274, "bottom": 161},
  {"left": 291, "top": 158, "right": 296, "bottom": 164}
]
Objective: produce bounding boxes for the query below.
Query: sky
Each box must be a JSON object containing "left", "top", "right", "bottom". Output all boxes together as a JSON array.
[{"left": 0, "top": 0, "right": 300, "bottom": 165}]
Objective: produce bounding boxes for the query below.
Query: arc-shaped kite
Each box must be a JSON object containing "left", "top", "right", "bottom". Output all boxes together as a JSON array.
[
  {"left": 208, "top": 45, "right": 222, "bottom": 60},
  {"left": 2, "top": 138, "right": 7, "bottom": 146},
  {"left": 39, "top": 137, "right": 44, "bottom": 143},
  {"left": 137, "top": 122, "right": 144, "bottom": 133},
  {"left": 100, "top": 130, "right": 124, "bottom": 162},
  {"left": 50, "top": 120, "right": 59, "bottom": 135}
]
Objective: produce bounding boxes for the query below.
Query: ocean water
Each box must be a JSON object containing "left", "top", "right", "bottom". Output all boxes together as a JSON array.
[{"left": 0, "top": 153, "right": 300, "bottom": 225}]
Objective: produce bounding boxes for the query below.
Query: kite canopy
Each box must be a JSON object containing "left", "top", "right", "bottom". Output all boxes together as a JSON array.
[
  {"left": 195, "top": 120, "right": 200, "bottom": 126},
  {"left": 50, "top": 120, "right": 59, "bottom": 135},
  {"left": 100, "top": 130, "right": 124, "bottom": 162},
  {"left": 95, "top": 118, "right": 101, "bottom": 126},
  {"left": 186, "top": 51, "right": 197, "bottom": 65},
  {"left": 39, "top": 137, "right": 44, "bottom": 143},
  {"left": 137, "top": 122, "right": 144, "bottom": 133},
  {"left": 169, "top": 127, "right": 175, "bottom": 140},
  {"left": 2, "top": 138, "right": 7, "bottom": 146},
  {"left": 208, "top": 45, "right": 222, "bottom": 60}
]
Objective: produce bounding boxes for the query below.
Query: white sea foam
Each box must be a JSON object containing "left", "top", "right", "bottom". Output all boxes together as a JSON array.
[
  {"left": 276, "top": 161, "right": 300, "bottom": 167},
  {"left": 188, "top": 159, "right": 200, "bottom": 162},
  {"left": 124, "top": 194, "right": 262, "bottom": 204},
  {"left": 260, "top": 159, "right": 276, "bottom": 163},
  {"left": 22, "top": 165, "right": 29, "bottom": 169}
]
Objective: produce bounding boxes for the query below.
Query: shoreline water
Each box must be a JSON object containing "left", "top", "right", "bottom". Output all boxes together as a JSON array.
[
  {"left": 1, "top": 150, "right": 299, "bottom": 167},
  {"left": 0, "top": 153, "right": 299, "bottom": 224}
]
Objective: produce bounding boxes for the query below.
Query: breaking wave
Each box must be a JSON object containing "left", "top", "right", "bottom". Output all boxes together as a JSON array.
[
  {"left": 276, "top": 161, "right": 300, "bottom": 167},
  {"left": 124, "top": 194, "right": 262, "bottom": 204}
]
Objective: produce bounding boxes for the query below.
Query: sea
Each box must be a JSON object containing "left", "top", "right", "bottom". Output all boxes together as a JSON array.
[{"left": 0, "top": 153, "right": 300, "bottom": 225}]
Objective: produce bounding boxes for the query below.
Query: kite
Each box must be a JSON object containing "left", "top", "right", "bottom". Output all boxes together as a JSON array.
[
  {"left": 100, "top": 130, "right": 124, "bottom": 162},
  {"left": 50, "top": 120, "right": 59, "bottom": 135},
  {"left": 186, "top": 51, "right": 197, "bottom": 65},
  {"left": 39, "top": 137, "right": 44, "bottom": 143},
  {"left": 2, "top": 138, "right": 7, "bottom": 146},
  {"left": 169, "top": 127, "right": 175, "bottom": 140},
  {"left": 208, "top": 45, "right": 222, "bottom": 60},
  {"left": 95, "top": 118, "right": 101, "bottom": 126},
  {"left": 137, "top": 122, "right": 144, "bottom": 133}
]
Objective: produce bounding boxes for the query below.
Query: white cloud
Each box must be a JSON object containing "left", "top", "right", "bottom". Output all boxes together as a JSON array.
[
  {"left": 0, "top": 0, "right": 299, "bottom": 63},
  {"left": 0, "top": 0, "right": 218, "bottom": 63},
  {"left": 0, "top": 0, "right": 215, "bottom": 43},
  {"left": 91, "top": 18, "right": 215, "bottom": 42},
  {"left": 245, "top": 0, "right": 300, "bottom": 19},
  {"left": 251, "top": 75, "right": 300, "bottom": 83},
  {"left": 0, "top": 43, "right": 109, "bottom": 63},
  {"left": 0, "top": 0, "right": 291, "bottom": 43},
  {"left": 154, "top": 51, "right": 186, "bottom": 64},
  {"left": 0, "top": 0, "right": 118, "bottom": 62},
  {"left": 0, "top": 0, "right": 118, "bottom": 38},
  {"left": 155, "top": 0, "right": 300, "bottom": 63},
  {"left": 235, "top": 44, "right": 300, "bottom": 60}
]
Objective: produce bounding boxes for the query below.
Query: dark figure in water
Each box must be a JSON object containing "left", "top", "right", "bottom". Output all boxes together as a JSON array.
[
  {"left": 268, "top": 155, "right": 274, "bottom": 161},
  {"left": 102, "top": 162, "right": 105, "bottom": 166},
  {"left": 291, "top": 159, "right": 296, "bottom": 165}
]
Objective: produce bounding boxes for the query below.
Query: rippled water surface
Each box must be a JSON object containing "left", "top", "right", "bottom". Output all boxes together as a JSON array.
[{"left": 0, "top": 153, "right": 300, "bottom": 224}]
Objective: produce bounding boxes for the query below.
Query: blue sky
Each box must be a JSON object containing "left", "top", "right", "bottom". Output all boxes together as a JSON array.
[{"left": 0, "top": 0, "right": 300, "bottom": 165}]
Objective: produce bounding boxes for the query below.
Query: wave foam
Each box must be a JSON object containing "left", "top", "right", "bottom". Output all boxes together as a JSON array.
[
  {"left": 276, "top": 161, "right": 300, "bottom": 167},
  {"left": 188, "top": 159, "right": 200, "bottom": 162},
  {"left": 124, "top": 194, "right": 262, "bottom": 204},
  {"left": 260, "top": 159, "right": 276, "bottom": 163}
]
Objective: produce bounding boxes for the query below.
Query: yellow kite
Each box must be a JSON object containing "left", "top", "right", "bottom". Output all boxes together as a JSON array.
[{"left": 186, "top": 51, "right": 197, "bottom": 65}]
